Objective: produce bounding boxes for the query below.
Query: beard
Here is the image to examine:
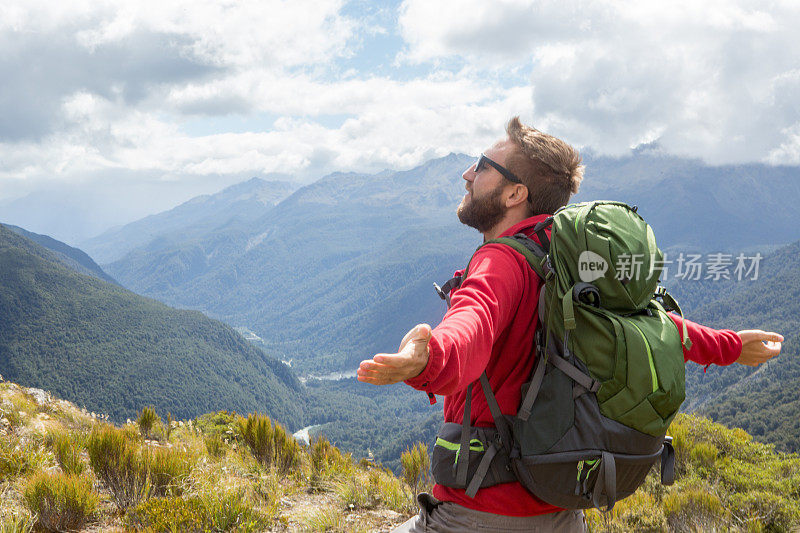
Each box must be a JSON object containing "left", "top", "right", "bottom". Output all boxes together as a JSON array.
[{"left": 456, "top": 184, "right": 507, "bottom": 233}]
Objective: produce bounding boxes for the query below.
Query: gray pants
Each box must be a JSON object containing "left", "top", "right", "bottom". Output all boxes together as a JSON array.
[{"left": 392, "top": 494, "right": 587, "bottom": 533}]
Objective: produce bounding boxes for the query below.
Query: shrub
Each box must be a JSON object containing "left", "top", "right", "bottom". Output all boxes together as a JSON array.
[
  {"left": 125, "top": 497, "right": 207, "bottom": 533},
  {"left": 87, "top": 424, "right": 152, "bottom": 510},
  {"left": 195, "top": 411, "right": 239, "bottom": 439},
  {"left": 46, "top": 430, "right": 85, "bottom": 475},
  {"left": 586, "top": 490, "right": 668, "bottom": 533},
  {"left": 238, "top": 414, "right": 274, "bottom": 465},
  {"left": 728, "top": 490, "right": 800, "bottom": 532},
  {"left": 401, "top": 442, "right": 431, "bottom": 496},
  {"left": 149, "top": 447, "right": 192, "bottom": 497},
  {"left": 23, "top": 472, "right": 98, "bottom": 532},
  {"left": 238, "top": 413, "right": 301, "bottom": 474},
  {"left": 204, "top": 434, "right": 226, "bottom": 459},
  {"left": 663, "top": 486, "right": 727, "bottom": 532},
  {"left": 137, "top": 407, "right": 160, "bottom": 439},
  {"left": 690, "top": 442, "right": 719, "bottom": 469}
]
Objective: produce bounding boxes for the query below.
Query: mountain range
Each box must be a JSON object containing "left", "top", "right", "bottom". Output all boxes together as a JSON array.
[
  {"left": 99, "top": 154, "right": 479, "bottom": 373},
  {"left": 82, "top": 178, "right": 296, "bottom": 264},
  {"left": 90, "top": 151, "right": 800, "bottom": 375}
]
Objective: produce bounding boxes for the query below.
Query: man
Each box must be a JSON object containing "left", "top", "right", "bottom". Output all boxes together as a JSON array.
[{"left": 357, "top": 117, "right": 783, "bottom": 532}]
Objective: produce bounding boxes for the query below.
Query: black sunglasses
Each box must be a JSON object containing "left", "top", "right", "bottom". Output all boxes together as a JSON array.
[{"left": 474, "top": 153, "right": 522, "bottom": 184}]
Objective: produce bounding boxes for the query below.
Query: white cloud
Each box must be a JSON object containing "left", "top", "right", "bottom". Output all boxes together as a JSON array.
[
  {"left": 398, "top": 0, "right": 800, "bottom": 164},
  {"left": 2, "top": 0, "right": 799, "bottom": 219}
]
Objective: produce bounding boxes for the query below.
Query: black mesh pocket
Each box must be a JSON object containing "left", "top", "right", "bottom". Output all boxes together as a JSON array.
[
  {"left": 431, "top": 423, "right": 516, "bottom": 489},
  {"left": 516, "top": 448, "right": 663, "bottom": 510}
]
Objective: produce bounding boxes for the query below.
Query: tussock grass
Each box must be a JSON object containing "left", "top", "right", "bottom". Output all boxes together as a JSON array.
[
  {"left": 126, "top": 490, "right": 272, "bottom": 532},
  {"left": 310, "top": 435, "right": 352, "bottom": 491},
  {"left": 148, "top": 446, "right": 193, "bottom": 497},
  {"left": 46, "top": 430, "right": 85, "bottom": 475},
  {"left": 23, "top": 472, "right": 98, "bottom": 532},
  {"left": 400, "top": 442, "right": 431, "bottom": 499},
  {"left": 0, "top": 510, "right": 35, "bottom": 533},
  {"left": 204, "top": 433, "right": 225, "bottom": 459},
  {"left": 300, "top": 504, "right": 345, "bottom": 532},
  {"left": 0, "top": 435, "right": 50, "bottom": 481},
  {"left": 12, "top": 381, "right": 798, "bottom": 533},
  {"left": 1, "top": 387, "right": 420, "bottom": 532},
  {"left": 87, "top": 424, "right": 152, "bottom": 510},
  {"left": 238, "top": 413, "right": 302, "bottom": 474},
  {"left": 136, "top": 406, "right": 160, "bottom": 440}
]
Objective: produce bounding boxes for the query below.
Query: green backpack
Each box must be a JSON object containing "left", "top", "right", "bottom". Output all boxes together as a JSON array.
[{"left": 431, "top": 201, "right": 691, "bottom": 510}]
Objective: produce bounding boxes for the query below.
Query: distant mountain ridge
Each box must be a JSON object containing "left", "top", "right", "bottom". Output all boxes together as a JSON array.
[
  {"left": 82, "top": 178, "right": 296, "bottom": 264},
  {"left": 3, "top": 224, "right": 118, "bottom": 284},
  {"left": 0, "top": 224, "right": 303, "bottom": 427}
]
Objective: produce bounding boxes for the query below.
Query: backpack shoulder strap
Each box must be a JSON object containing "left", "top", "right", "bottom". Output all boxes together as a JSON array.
[{"left": 463, "top": 233, "right": 552, "bottom": 281}]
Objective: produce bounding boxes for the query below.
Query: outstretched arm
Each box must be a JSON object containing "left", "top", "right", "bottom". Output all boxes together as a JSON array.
[
  {"left": 358, "top": 244, "right": 527, "bottom": 394},
  {"left": 669, "top": 313, "right": 784, "bottom": 367}
]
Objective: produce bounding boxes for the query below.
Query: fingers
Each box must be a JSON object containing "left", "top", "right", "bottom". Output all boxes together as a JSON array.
[
  {"left": 764, "top": 342, "right": 782, "bottom": 356},
  {"left": 738, "top": 329, "right": 785, "bottom": 344},
  {"left": 760, "top": 332, "right": 784, "bottom": 343},
  {"left": 357, "top": 355, "right": 406, "bottom": 385}
]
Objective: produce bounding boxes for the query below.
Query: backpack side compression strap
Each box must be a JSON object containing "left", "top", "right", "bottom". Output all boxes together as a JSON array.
[{"left": 462, "top": 372, "right": 515, "bottom": 498}]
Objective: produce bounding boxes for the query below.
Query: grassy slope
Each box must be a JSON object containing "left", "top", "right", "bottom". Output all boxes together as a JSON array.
[{"left": 1, "top": 382, "right": 797, "bottom": 532}]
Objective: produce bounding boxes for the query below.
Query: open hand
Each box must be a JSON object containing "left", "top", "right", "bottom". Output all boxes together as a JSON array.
[
  {"left": 736, "top": 330, "right": 784, "bottom": 367},
  {"left": 357, "top": 324, "right": 432, "bottom": 385}
]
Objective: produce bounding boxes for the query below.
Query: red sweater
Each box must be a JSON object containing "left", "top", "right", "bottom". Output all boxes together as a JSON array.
[{"left": 405, "top": 214, "right": 743, "bottom": 516}]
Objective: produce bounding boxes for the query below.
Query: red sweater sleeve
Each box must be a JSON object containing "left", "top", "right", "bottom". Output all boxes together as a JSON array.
[
  {"left": 668, "top": 313, "right": 742, "bottom": 366},
  {"left": 405, "top": 244, "right": 524, "bottom": 396}
]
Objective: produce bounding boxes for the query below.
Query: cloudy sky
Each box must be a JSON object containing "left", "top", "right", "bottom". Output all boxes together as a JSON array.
[{"left": 1, "top": 0, "right": 799, "bottom": 224}]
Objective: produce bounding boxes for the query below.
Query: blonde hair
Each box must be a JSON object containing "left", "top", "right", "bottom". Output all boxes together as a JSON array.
[{"left": 505, "top": 116, "right": 584, "bottom": 215}]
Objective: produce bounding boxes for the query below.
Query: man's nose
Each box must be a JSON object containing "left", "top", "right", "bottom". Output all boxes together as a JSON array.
[{"left": 462, "top": 165, "right": 476, "bottom": 182}]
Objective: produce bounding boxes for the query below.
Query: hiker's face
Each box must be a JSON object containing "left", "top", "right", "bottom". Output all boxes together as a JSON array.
[{"left": 457, "top": 139, "right": 513, "bottom": 232}]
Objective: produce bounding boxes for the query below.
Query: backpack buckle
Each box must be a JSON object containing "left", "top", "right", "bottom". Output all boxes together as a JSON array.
[
  {"left": 541, "top": 256, "right": 555, "bottom": 280},
  {"left": 433, "top": 282, "right": 446, "bottom": 301}
]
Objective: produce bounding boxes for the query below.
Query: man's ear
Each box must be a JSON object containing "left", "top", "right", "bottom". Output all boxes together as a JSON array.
[{"left": 505, "top": 183, "right": 529, "bottom": 208}]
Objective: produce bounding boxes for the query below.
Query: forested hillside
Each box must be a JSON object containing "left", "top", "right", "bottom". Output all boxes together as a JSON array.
[
  {"left": 5, "top": 224, "right": 117, "bottom": 284},
  {"left": 0, "top": 224, "right": 303, "bottom": 427},
  {"left": 675, "top": 240, "right": 800, "bottom": 451}
]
